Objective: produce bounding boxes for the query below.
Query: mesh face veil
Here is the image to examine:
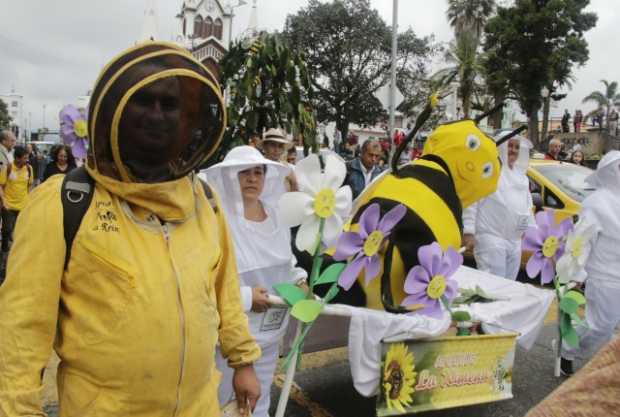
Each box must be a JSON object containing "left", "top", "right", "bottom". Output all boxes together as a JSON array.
[{"left": 87, "top": 42, "right": 226, "bottom": 183}]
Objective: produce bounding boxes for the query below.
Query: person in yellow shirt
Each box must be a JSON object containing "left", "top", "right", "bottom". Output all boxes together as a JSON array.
[
  {"left": 0, "top": 42, "right": 261, "bottom": 417},
  {"left": 0, "top": 145, "right": 33, "bottom": 260}
]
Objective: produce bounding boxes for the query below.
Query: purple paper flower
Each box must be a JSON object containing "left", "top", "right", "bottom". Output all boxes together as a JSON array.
[
  {"left": 334, "top": 203, "right": 407, "bottom": 290},
  {"left": 59, "top": 105, "right": 88, "bottom": 160},
  {"left": 522, "top": 210, "right": 573, "bottom": 284},
  {"left": 401, "top": 242, "right": 462, "bottom": 319}
]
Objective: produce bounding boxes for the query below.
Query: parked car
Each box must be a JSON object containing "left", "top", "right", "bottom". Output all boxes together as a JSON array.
[{"left": 527, "top": 159, "right": 594, "bottom": 221}]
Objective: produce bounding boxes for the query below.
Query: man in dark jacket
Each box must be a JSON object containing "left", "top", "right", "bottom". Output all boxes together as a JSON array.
[{"left": 345, "top": 139, "right": 384, "bottom": 199}]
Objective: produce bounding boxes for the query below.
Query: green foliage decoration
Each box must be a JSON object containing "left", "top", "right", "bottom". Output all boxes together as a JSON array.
[{"left": 218, "top": 32, "right": 317, "bottom": 159}]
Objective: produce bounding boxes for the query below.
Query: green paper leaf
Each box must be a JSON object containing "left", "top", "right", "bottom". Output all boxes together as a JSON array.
[
  {"left": 291, "top": 299, "right": 323, "bottom": 323},
  {"left": 562, "top": 326, "right": 580, "bottom": 348},
  {"left": 323, "top": 284, "right": 340, "bottom": 304},
  {"left": 559, "top": 312, "right": 571, "bottom": 334},
  {"left": 274, "top": 283, "right": 306, "bottom": 307},
  {"left": 314, "top": 263, "right": 346, "bottom": 286},
  {"left": 451, "top": 311, "right": 472, "bottom": 322},
  {"left": 564, "top": 290, "right": 586, "bottom": 306},
  {"left": 560, "top": 297, "right": 579, "bottom": 315},
  {"left": 570, "top": 312, "right": 585, "bottom": 327},
  {"left": 560, "top": 313, "right": 580, "bottom": 348}
]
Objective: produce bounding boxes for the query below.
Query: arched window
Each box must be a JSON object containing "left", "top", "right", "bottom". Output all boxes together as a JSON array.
[
  {"left": 214, "top": 18, "right": 223, "bottom": 40},
  {"left": 203, "top": 17, "right": 213, "bottom": 38},
  {"left": 182, "top": 18, "right": 187, "bottom": 36},
  {"left": 193, "top": 15, "right": 203, "bottom": 37}
]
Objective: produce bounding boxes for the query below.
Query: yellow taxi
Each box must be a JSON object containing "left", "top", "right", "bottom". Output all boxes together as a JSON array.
[
  {"left": 527, "top": 159, "right": 595, "bottom": 222},
  {"left": 519, "top": 159, "right": 595, "bottom": 268}
]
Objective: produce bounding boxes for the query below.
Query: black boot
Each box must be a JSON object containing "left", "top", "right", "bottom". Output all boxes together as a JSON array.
[{"left": 560, "top": 357, "right": 574, "bottom": 376}]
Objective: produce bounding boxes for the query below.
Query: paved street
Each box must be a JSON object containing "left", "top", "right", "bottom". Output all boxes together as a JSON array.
[{"left": 43, "top": 305, "right": 578, "bottom": 417}]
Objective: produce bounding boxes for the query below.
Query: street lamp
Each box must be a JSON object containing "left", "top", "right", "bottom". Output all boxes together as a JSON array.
[
  {"left": 227, "top": 0, "right": 248, "bottom": 48},
  {"left": 541, "top": 86, "right": 550, "bottom": 144},
  {"left": 42, "top": 104, "right": 47, "bottom": 131},
  {"left": 388, "top": 0, "right": 398, "bottom": 160}
]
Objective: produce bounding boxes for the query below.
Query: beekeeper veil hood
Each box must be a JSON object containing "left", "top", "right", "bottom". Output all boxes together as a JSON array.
[
  {"left": 497, "top": 134, "right": 532, "bottom": 174},
  {"left": 87, "top": 41, "right": 225, "bottom": 183},
  {"left": 201, "top": 146, "right": 289, "bottom": 217},
  {"left": 586, "top": 150, "right": 620, "bottom": 192}
]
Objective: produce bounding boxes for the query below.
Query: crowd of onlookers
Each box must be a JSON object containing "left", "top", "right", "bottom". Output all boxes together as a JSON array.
[
  {"left": 561, "top": 108, "right": 619, "bottom": 136},
  {"left": 0, "top": 130, "right": 78, "bottom": 281}
]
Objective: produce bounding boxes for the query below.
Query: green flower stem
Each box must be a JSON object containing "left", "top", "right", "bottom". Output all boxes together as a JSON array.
[
  {"left": 309, "top": 218, "right": 326, "bottom": 295},
  {"left": 552, "top": 272, "right": 564, "bottom": 360},
  {"left": 283, "top": 323, "right": 313, "bottom": 370},
  {"left": 440, "top": 295, "right": 454, "bottom": 317},
  {"left": 288, "top": 217, "right": 326, "bottom": 371}
]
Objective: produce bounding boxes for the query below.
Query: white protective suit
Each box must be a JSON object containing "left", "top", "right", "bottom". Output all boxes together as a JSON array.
[
  {"left": 202, "top": 146, "right": 307, "bottom": 417},
  {"left": 463, "top": 135, "right": 535, "bottom": 280},
  {"left": 562, "top": 150, "right": 620, "bottom": 360}
]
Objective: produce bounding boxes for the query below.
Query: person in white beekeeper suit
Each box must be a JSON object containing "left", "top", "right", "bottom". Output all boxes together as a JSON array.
[
  {"left": 462, "top": 134, "right": 535, "bottom": 280},
  {"left": 202, "top": 145, "right": 307, "bottom": 416},
  {"left": 560, "top": 150, "right": 620, "bottom": 375}
]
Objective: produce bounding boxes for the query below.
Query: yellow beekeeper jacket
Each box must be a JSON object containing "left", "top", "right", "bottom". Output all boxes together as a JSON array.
[
  {"left": 0, "top": 170, "right": 261, "bottom": 416},
  {"left": 0, "top": 162, "right": 34, "bottom": 211}
]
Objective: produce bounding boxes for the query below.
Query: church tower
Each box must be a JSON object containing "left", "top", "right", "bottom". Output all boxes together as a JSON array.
[
  {"left": 139, "top": 0, "right": 159, "bottom": 41},
  {"left": 176, "top": 0, "right": 234, "bottom": 79}
]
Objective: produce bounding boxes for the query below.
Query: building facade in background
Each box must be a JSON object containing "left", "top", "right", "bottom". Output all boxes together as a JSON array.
[
  {"left": 0, "top": 91, "right": 25, "bottom": 140},
  {"left": 175, "top": 0, "right": 233, "bottom": 78}
]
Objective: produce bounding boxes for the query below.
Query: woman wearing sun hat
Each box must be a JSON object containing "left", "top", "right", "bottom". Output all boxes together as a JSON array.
[{"left": 203, "top": 145, "right": 307, "bottom": 417}]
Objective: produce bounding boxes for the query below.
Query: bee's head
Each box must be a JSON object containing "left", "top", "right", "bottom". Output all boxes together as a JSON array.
[{"left": 423, "top": 120, "right": 500, "bottom": 208}]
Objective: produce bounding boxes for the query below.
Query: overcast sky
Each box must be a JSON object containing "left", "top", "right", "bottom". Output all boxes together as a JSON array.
[{"left": 0, "top": 0, "right": 617, "bottom": 132}]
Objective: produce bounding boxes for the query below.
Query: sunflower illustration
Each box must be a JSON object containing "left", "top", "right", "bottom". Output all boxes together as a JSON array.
[{"left": 382, "top": 343, "right": 417, "bottom": 413}]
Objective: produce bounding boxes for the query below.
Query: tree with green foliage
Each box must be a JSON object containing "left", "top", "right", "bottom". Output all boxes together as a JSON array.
[
  {"left": 284, "top": 0, "right": 436, "bottom": 142},
  {"left": 447, "top": 0, "right": 496, "bottom": 40},
  {"left": 434, "top": 31, "right": 482, "bottom": 119},
  {"left": 219, "top": 31, "right": 317, "bottom": 156},
  {"left": 582, "top": 79, "right": 620, "bottom": 129},
  {"left": 441, "top": 1, "right": 496, "bottom": 120},
  {"left": 483, "top": 0, "right": 597, "bottom": 147},
  {"left": 0, "top": 99, "right": 11, "bottom": 130}
]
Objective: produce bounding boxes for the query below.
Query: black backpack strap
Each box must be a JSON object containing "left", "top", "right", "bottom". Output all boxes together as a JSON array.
[
  {"left": 198, "top": 178, "right": 218, "bottom": 214},
  {"left": 61, "top": 166, "right": 95, "bottom": 271}
]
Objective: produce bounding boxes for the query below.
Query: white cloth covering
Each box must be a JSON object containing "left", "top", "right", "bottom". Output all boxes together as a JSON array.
[
  {"left": 463, "top": 135, "right": 535, "bottom": 279},
  {"left": 562, "top": 151, "right": 620, "bottom": 360},
  {"left": 345, "top": 266, "right": 554, "bottom": 397}
]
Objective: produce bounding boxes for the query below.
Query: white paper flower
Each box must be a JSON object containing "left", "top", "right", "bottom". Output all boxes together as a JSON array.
[
  {"left": 279, "top": 153, "right": 352, "bottom": 253},
  {"left": 556, "top": 219, "right": 597, "bottom": 284}
]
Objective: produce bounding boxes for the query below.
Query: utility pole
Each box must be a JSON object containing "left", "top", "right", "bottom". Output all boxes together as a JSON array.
[{"left": 388, "top": 0, "right": 398, "bottom": 160}]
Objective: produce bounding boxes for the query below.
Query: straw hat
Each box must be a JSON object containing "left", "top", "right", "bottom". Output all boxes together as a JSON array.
[{"left": 261, "top": 128, "right": 292, "bottom": 147}]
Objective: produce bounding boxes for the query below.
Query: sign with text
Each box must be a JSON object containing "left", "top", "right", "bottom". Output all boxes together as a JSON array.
[{"left": 376, "top": 333, "right": 517, "bottom": 416}]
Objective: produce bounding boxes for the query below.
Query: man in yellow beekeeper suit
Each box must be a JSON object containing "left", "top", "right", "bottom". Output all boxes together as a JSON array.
[{"left": 0, "top": 42, "right": 261, "bottom": 417}]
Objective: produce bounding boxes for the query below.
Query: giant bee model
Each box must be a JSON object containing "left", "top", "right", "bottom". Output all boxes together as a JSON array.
[{"left": 338, "top": 102, "right": 525, "bottom": 312}]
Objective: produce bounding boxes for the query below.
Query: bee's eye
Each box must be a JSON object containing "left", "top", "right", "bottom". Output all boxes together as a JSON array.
[
  {"left": 466, "top": 134, "right": 481, "bottom": 151},
  {"left": 482, "top": 162, "right": 493, "bottom": 179}
]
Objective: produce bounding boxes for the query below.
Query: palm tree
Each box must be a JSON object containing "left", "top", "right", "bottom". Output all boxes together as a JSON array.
[
  {"left": 433, "top": 32, "right": 482, "bottom": 119},
  {"left": 445, "top": 0, "right": 495, "bottom": 119},
  {"left": 582, "top": 80, "right": 620, "bottom": 129},
  {"left": 446, "top": 0, "right": 496, "bottom": 40}
]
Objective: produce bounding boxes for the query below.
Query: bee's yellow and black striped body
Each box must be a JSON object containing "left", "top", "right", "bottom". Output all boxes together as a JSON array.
[{"left": 337, "top": 120, "right": 501, "bottom": 311}]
